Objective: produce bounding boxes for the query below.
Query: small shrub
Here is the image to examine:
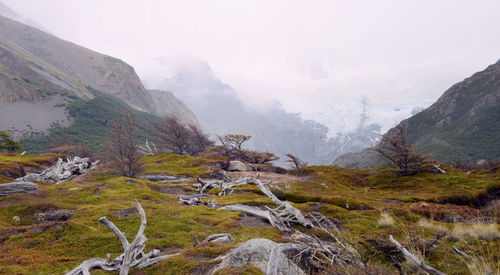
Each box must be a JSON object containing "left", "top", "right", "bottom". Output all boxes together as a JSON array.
[
  {"left": 377, "top": 211, "right": 395, "bottom": 228},
  {"left": 0, "top": 131, "right": 20, "bottom": 152}
]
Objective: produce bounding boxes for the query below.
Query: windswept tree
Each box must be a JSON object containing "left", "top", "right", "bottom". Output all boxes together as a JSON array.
[
  {"left": 152, "top": 114, "right": 213, "bottom": 156},
  {"left": 107, "top": 111, "right": 143, "bottom": 177},
  {"left": 0, "top": 131, "right": 20, "bottom": 152},
  {"left": 373, "top": 124, "right": 429, "bottom": 176},
  {"left": 285, "top": 153, "right": 308, "bottom": 171},
  {"left": 217, "top": 134, "right": 251, "bottom": 152},
  {"left": 214, "top": 134, "right": 278, "bottom": 164}
]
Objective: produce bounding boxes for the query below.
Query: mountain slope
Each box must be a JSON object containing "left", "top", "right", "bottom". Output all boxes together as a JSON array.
[
  {"left": 0, "top": 14, "right": 158, "bottom": 114},
  {"left": 399, "top": 60, "right": 500, "bottom": 162},
  {"left": 146, "top": 89, "right": 199, "bottom": 125},
  {"left": 0, "top": 36, "right": 93, "bottom": 137}
]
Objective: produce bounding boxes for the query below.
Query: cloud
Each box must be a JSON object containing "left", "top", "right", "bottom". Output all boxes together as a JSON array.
[{"left": 4, "top": 0, "right": 500, "bottom": 133}]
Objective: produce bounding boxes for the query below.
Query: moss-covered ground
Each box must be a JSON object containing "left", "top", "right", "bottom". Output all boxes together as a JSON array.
[{"left": 0, "top": 153, "right": 498, "bottom": 274}]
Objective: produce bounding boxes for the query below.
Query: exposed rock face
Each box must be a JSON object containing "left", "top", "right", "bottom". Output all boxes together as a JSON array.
[
  {"left": 146, "top": 89, "right": 199, "bottom": 125},
  {"left": 0, "top": 37, "right": 92, "bottom": 104},
  {"left": 0, "top": 181, "right": 38, "bottom": 197},
  {"left": 228, "top": 161, "right": 248, "bottom": 172},
  {"left": 0, "top": 14, "right": 158, "bottom": 114},
  {"left": 214, "top": 238, "right": 305, "bottom": 275},
  {"left": 389, "top": 60, "right": 500, "bottom": 162}
]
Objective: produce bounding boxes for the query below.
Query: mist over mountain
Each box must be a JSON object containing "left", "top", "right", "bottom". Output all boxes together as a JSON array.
[{"left": 145, "top": 61, "right": 383, "bottom": 164}]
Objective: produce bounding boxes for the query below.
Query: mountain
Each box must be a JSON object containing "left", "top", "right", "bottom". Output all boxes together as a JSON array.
[
  {"left": 0, "top": 6, "right": 197, "bottom": 152},
  {"left": 333, "top": 60, "right": 500, "bottom": 167},
  {"left": 398, "top": 60, "right": 500, "bottom": 162},
  {"left": 0, "top": 14, "right": 158, "bottom": 114}
]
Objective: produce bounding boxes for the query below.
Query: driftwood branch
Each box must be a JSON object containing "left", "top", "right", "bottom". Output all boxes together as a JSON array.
[
  {"left": 389, "top": 235, "right": 447, "bottom": 275},
  {"left": 66, "top": 200, "right": 179, "bottom": 275}
]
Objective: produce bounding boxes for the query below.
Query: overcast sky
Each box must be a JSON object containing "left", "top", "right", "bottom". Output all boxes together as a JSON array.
[{"left": 4, "top": 0, "right": 500, "bottom": 132}]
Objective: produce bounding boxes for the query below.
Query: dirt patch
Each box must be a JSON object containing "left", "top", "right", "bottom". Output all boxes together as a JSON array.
[
  {"left": 113, "top": 208, "right": 137, "bottom": 217},
  {"left": 0, "top": 223, "right": 64, "bottom": 241},
  {"left": 227, "top": 171, "right": 300, "bottom": 184},
  {"left": 34, "top": 209, "right": 72, "bottom": 223},
  {"left": 238, "top": 213, "right": 272, "bottom": 227}
]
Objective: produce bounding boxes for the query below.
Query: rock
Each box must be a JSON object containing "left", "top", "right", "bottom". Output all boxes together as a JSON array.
[
  {"left": 34, "top": 209, "right": 72, "bottom": 223},
  {"left": 228, "top": 161, "right": 248, "bottom": 172},
  {"left": 332, "top": 148, "right": 385, "bottom": 168},
  {"left": 139, "top": 174, "right": 192, "bottom": 183},
  {"left": 0, "top": 182, "right": 38, "bottom": 197},
  {"left": 213, "top": 238, "right": 305, "bottom": 275},
  {"left": 441, "top": 213, "right": 464, "bottom": 223}
]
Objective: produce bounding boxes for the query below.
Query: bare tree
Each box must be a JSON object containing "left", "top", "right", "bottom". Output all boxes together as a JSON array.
[
  {"left": 187, "top": 124, "right": 215, "bottom": 155},
  {"left": 152, "top": 114, "right": 191, "bottom": 155},
  {"left": 373, "top": 125, "right": 429, "bottom": 176},
  {"left": 152, "top": 114, "right": 213, "bottom": 156},
  {"left": 107, "top": 112, "right": 143, "bottom": 177},
  {"left": 285, "top": 154, "right": 308, "bottom": 171}
]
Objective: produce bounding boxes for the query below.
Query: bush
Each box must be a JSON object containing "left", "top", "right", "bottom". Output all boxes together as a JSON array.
[{"left": 0, "top": 131, "right": 21, "bottom": 152}]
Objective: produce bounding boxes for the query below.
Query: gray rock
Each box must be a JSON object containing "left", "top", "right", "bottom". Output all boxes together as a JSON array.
[
  {"left": 0, "top": 182, "right": 38, "bottom": 197},
  {"left": 228, "top": 161, "right": 248, "bottom": 172},
  {"left": 332, "top": 148, "right": 385, "bottom": 168},
  {"left": 213, "top": 238, "right": 305, "bottom": 275}
]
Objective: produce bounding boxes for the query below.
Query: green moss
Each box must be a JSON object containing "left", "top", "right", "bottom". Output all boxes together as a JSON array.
[
  {"left": 141, "top": 153, "right": 210, "bottom": 177},
  {"left": 0, "top": 156, "right": 498, "bottom": 274}
]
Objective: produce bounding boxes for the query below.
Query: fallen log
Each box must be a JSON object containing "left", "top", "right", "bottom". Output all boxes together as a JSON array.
[
  {"left": 389, "top": 235, "right": 447, "bottom": 275},
  {"left": 66, "top": 200, "right": 179, "bottom": 275}
]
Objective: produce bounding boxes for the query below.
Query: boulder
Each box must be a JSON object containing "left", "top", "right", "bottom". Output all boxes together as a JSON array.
[
  {"left": 213, "top": 238, "right": 305, "bottom": 275},
  {"left": 0, "top": 182, "right": 38, "bottom": 197},
  {"left": 228, "top": 161, "right": 248, "bottom": 172}
]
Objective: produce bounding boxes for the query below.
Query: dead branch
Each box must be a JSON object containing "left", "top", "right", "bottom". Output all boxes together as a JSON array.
[
  {"left": 66, "top": 200, "right": 179, "bottom": 275},
  {"left": 389, "top": 235, "right": 447, "bottom": 275},
  {"left": 200, "top": 233, "right": 234, "bottom": 244}
]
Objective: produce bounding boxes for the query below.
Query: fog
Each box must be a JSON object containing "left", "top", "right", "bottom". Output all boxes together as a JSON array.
[{"left": 4, "top": 0, "right": 500, "bottom": 133}]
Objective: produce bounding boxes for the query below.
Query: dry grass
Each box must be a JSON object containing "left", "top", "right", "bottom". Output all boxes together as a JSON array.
[
  {"left": 377, "top": 211, "right": 395, "bottom": 228},
  {"left": 452, "top": 223, "right": 500, "bottom": 240},
  {"left": 456, "top": 244, "right": 500, "bottom": 275},
  {"left": 416, "top": 219, "right": 447, "bottom": 232}
]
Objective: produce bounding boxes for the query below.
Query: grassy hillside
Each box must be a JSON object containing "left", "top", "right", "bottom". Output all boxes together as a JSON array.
[
  {"left": 401, "top": 61, "right": 500, "bottom": 162},
  {"left": 20, "top": 89, "right": 162, "bottom": 154},
  {"left": 0, "top": 153, "right": 498, "bottom": 274}
]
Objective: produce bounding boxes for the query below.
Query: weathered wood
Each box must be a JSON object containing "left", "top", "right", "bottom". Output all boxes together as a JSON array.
[
  {"left": 389, "top": 235, "right": 447, "bottom": 275},
  {"left": 201, "top": 233, "right": 234, "bottom": 244},
  {"left": 0, "top": 182, "right": 38, "bottom": 197},
  {"left": 16, "top": 156, "right": 98, "bottom": 184},
  {"left": 66, "top": 200, "right": 179, "bottom": 275}
]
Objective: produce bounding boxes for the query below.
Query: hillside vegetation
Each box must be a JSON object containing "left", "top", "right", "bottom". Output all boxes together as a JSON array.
[{"left": 0, "top": 153, "right": 498, "bottom": 274}]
